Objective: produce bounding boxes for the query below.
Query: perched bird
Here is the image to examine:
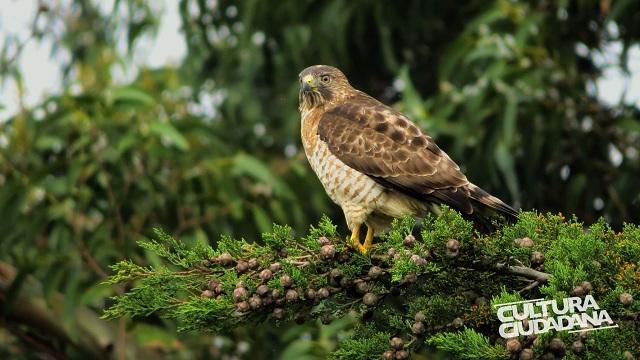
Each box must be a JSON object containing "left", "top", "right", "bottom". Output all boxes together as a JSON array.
[{"left": 298, "top": 65, "right": 517, "bottom": 253}]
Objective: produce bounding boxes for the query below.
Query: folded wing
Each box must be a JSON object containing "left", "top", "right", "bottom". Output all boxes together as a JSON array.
[{"left": 317, "top": 95, "right": 517, "bottom": 219}]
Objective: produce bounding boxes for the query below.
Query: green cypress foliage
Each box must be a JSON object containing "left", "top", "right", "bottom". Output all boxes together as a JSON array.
[{"left": 104, "top": 208, "right": 640, "bottom": 358}]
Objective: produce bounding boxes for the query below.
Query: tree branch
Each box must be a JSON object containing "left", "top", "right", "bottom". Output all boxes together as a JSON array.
[
  {"left": 102, "top": 210, "right": 639, "bottom": 359},
  {"left": 493, "top": 262, "right": 550, "bottom": 283}
]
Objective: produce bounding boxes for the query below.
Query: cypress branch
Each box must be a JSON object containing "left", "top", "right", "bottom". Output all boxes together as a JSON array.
[{"left": 103, "top": 208, "right": 640, "bottom": 358}]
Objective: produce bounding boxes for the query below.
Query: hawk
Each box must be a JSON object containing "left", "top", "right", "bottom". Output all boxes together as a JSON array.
[{"left": 298, "top": 65, "right": 517, "bottom": 253}]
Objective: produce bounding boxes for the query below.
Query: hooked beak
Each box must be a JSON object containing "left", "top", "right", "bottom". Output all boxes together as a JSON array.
[{"left": 301, "top": 75, "right": 315, "bottom": 92}]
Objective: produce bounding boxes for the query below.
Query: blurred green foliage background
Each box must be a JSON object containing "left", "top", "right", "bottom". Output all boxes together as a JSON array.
[{"left": 1, "top": 0, "right": 639, "bottom": 358}]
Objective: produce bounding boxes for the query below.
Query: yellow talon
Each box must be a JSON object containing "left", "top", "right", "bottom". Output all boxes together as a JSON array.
[
  {"left": 350, "top": 224, "right": 366, "bottom": 253},
  {"left": 363, "top": 226, "right": 374, "bottom": 252}
]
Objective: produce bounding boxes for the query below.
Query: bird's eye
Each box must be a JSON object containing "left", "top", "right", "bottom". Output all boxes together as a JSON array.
[{"left": 320, "top": 75, "right": 331, "bottom": 83}]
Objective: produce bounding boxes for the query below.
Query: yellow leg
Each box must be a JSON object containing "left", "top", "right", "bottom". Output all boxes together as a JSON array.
[
  {"left": 350, "top": 224, "right": 366, "bottom": 253},
  {"left": 362, "top": 226, "right": 374, "bottom": 252}
]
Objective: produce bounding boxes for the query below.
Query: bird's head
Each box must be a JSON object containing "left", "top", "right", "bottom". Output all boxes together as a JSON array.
[{"left": 298, "top": 65, "right": 352, "bottom": 111}]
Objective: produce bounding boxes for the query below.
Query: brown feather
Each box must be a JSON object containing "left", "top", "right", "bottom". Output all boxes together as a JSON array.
[{"left": 316, "top": 90, "right": 515, "bottom": 218}]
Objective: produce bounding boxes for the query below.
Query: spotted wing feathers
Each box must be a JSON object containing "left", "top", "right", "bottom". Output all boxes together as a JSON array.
[{"left": 317, "top": 94, "right": 517, "bottom": 219}]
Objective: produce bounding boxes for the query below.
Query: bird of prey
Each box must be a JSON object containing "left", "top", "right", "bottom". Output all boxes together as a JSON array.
[{"left": 298, "top": 65, "right": 517, "bottom": 253}]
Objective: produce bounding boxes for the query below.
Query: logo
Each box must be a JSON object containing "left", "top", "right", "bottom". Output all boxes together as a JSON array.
[{"left": 494, "top": 295, "right": 618, "bottom": 338}]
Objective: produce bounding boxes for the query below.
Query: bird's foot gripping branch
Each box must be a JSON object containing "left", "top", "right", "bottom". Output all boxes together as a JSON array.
[{"left": 103, "top": 208, "right": 639, "bottom": 359}]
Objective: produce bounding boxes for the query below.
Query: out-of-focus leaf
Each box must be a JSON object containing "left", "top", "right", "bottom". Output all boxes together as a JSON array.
[
  {"left": 109, "top": 86, "right": 155, "bottom": 107},
  {"left": 231, "top": 153, "right": 293, "bottom": 198},
  {"left": 618, "top": 117, "right": 640, "bottom": 133},
  {"left": 149, "top": 122, "right": 189, "bottom": 151},
  {"left": 132, "top": 324, "right": 176, "bottom": 348},
  {"left": 34, "top": 135, "right": 64, "bottom": 151},
  {"left": 116, "top": 133, "right": 138, "bottom": 155},
  {"left": 396, "top": 66, "right": 429, "bottom": 125},
  {"left": 494, "top": 141, "right": 519, "bottom": 202},
  {"left": 80, "top": 282, "right": 114, "bottom": 307},
  {"left": 502, "top": 93, "right": 518, "bottom": 145},
  {"left": 252, "top": 204, "right": 272, "bottom": 234},
  {"left": 278, "top": 339, "right": 318, "bottom": 360}
]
